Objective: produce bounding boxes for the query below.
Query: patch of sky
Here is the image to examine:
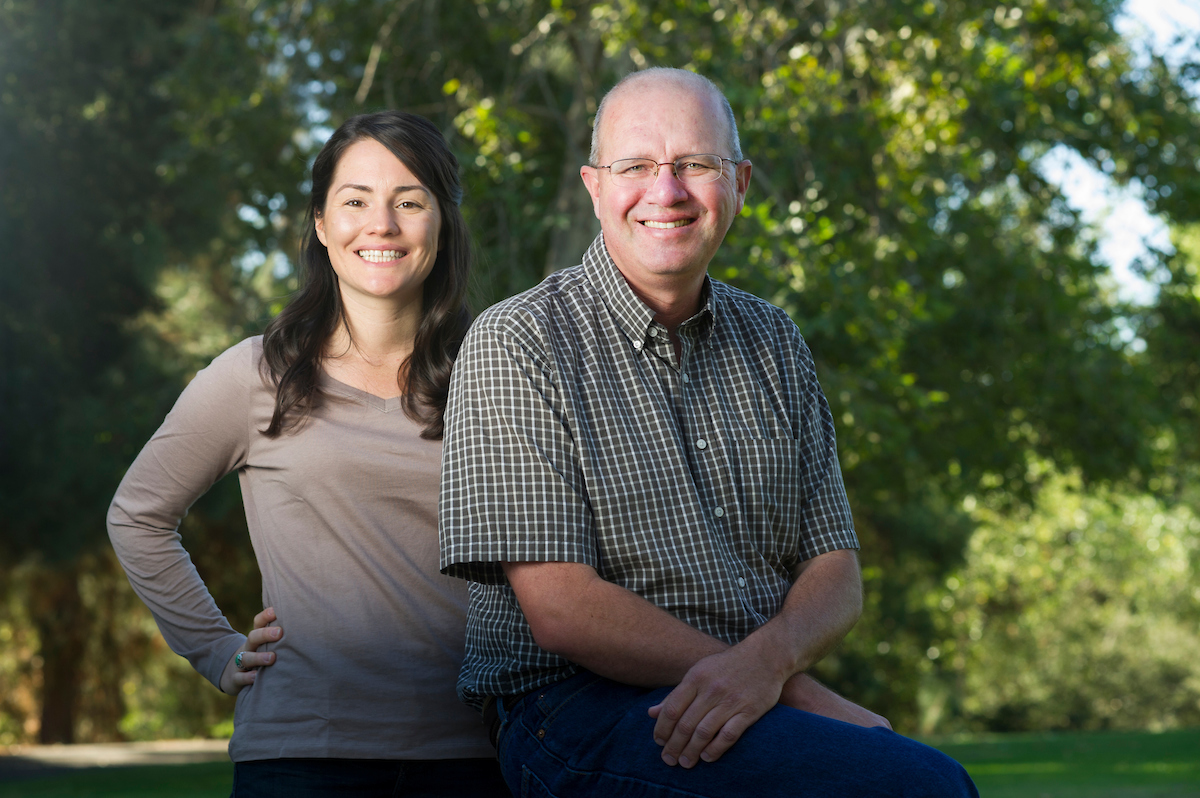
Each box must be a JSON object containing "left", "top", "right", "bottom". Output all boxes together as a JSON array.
[
  {"left": 237, "top": 204, "right": 267, "bottom": 230},
  {"left": 311, "top": 125, "right": 334, "bottom": 147},
  {"left": 1034, "top": 1, "right": 1199, "bottom": 306},
  {"left": 1037, "top": 145, "right": 1171, "bottom": 306},
  {"left": 1116, "top": 0, "right": 1200, "bottom": 78},
  {"left": 236, "top": 248, "right": 294, "bottom": 279},
  {"left": 237, "top": 248, "right": 267, "bottom": 272}
]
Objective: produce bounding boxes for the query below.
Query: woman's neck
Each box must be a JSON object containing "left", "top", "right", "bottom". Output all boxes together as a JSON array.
[{"left": 322, "top": 293, "right": 423, "bottom": 398}]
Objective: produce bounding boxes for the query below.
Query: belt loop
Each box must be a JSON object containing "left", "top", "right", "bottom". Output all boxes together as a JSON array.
[{"left": 482, "top": 696, "right": 507, "bottom": 749}]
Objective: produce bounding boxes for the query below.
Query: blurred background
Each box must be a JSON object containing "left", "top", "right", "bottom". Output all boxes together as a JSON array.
[{"left": 1, "top": 0, "right": 1198, "bottom": 747}]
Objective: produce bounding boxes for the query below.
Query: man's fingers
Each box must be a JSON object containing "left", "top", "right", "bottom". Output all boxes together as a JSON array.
[
  {"left": 698, "top": 712, "right": 755, "bottom": 764},
  {"left": 664, "top": 705, "right": 724, "bottom": 767},
  {"left": 649, "top": 683, "right": 697, "bottom": 746}
]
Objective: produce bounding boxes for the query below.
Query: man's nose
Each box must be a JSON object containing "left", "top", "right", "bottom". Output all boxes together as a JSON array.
[{"left": 644, "top": 162, "right": 689, "bottom": 204}]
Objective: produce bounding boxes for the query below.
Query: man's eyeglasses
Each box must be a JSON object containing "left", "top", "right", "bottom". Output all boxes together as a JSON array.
[{"left": 594, "top": 154, "right": 736, "bottom": 186}]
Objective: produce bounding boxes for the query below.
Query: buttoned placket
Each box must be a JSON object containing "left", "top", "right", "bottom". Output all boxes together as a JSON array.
[{"left": 669, "top": 318, "right": 756, "bottom": 610}]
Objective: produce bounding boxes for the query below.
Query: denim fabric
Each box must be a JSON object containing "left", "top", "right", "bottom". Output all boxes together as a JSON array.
[
  {"left": 495, "top": 672, "right": 979, "bottom": 798},
  {"left": 230, "top": 756, "right": 510, "bottom": 797}
]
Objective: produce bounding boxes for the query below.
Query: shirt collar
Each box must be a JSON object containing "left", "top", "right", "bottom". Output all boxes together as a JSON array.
[{"left": 582, "top": 234, "right": 716, "bottom": 349}]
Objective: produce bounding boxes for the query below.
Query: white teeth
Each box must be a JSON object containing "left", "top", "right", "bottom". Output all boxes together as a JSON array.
[
  {"left": 643, "top": 220, "right": 691, "bottom": 229},
  {"left": 357, "top": 250, "right": 403, "bottom": 262}
]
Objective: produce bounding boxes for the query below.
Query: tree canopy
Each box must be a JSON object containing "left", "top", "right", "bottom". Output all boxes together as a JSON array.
[{"left": 2, "top": 0, "right": 1198, "bottom": 742}]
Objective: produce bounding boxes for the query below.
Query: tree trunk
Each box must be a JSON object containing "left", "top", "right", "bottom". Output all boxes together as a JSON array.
[
  {"left": 30, "top": 562, "right": 87, "bottom": 744},
  {"left": 542, "top": 30, "right": 605, "bottom": 276}
]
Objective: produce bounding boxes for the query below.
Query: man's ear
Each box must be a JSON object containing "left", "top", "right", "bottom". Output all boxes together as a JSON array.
[
  {"left": 580, "top": 166, "right": 602, "bottom": 220},
  {"left": 733, "top": 160, "right": 752, "bottom": 216}
]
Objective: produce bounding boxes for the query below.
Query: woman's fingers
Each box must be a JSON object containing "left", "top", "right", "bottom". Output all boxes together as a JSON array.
[
  {"left": 235, "top": 648, "right": 276, "bottom": 670},
  {"left": 251, "top": 606, "right": 276, "bottom": 630},
  {"left": 244, "top": 623, "right": 282, "bottom": 651},
  {"left": 245, "top": 607, "right": 282, "bottom": 652},
  {"left": 219, "top": 609, "right": 282, "bottom": 695}
]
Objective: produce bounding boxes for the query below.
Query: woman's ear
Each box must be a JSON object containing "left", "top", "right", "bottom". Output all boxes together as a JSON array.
[{"left": 314, "top": 212, "right": 327, "bottom": 247}]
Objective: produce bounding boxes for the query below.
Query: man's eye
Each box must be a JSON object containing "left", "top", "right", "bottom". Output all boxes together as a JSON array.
[{"left": 621, "top": 164, "right": 646, "bottom": 174}]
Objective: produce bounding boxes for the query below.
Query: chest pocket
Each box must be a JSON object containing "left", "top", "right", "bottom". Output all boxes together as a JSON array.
[{"left": 728, "top": 438, "right": 811, "bottom": 574}]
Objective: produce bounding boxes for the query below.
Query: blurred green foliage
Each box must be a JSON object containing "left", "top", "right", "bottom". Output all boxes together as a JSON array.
[
  {"left": 933, "top": 469, "right": 1200, "bottom": 733},
  {"left": 1, "top": 0, "right": 1199, "bottom": 743}
]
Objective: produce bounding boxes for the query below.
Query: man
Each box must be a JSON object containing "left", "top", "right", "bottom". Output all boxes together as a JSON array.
[{"left": 440, "top": 68, "right": 977, "bottom": 796}]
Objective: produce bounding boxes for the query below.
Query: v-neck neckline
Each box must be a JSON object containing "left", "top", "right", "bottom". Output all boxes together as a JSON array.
[{"left": 320, "top": 371, "right": 404, "bottom": 413}]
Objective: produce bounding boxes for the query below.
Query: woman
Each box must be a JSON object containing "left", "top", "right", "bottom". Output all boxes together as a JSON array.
[{"left": 107, "top": 111, "right": 507, "bottom": 796}]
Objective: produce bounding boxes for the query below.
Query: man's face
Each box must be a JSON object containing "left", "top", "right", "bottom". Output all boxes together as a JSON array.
[{"left": 581, "top": 80, "right": 751, "bottom": 298}]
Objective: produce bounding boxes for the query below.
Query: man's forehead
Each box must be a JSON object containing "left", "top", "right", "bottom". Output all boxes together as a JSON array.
[
  {"left": 605, "top": 75, "right": 715, "bottom": 117},
  {"left": 597, "top": 80, "right": 726, "bottom": 155}
]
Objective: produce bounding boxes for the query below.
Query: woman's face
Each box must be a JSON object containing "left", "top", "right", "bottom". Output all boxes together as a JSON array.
[{"left": 315, "top": 137, "right": 442, "bottom": 310}]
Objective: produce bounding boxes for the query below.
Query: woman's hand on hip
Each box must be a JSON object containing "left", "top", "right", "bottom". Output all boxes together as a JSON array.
[{"left": 219, "top": 607, "right": 282, "bottom": 695}]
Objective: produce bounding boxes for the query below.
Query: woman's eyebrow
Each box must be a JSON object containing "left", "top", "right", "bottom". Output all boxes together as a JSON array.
[{"left": 332, "top": 183, "right": 430, "bottom": 194}]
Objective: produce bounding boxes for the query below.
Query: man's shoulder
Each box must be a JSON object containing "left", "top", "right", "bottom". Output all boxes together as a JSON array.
[
  {"left": 471, "top": 264, "right": 593, "bottom": 338},
  {"left": 710, "top": 279, "right": 802, "bottom": 336}
]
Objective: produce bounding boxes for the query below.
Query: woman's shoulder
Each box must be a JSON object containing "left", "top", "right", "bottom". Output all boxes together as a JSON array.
[{"left": 192, "top": 336, "right": 267, "bottom": 391}]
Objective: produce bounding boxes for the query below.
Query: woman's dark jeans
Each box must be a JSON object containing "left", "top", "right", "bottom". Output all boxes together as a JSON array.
[{"left": 231, "top": 756, "right": 510, "bottom": 797}]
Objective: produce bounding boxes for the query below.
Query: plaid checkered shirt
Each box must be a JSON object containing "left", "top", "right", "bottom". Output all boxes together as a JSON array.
[{"left": 439, "top": 234, "right": 859, "bottom": 709}]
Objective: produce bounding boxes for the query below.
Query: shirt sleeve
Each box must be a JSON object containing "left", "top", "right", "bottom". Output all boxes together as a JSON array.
[
  {"left": 789, "top": 324, "right": 859, "bottom": 561},
  {"left": 439, "top": 310, "right": 596, "bottom": 585},
  {"left": 106, "top": 339, "right": 256, "bottom": 690}
]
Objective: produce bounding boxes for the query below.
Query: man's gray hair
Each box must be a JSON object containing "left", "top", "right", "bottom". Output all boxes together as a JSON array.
[{"left": 588, "top": 67, "right": 744, "bottom": 165}]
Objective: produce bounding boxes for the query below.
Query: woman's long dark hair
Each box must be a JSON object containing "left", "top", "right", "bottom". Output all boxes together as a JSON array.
[{"left": 261, "top": 111, "right": 471, "bottom": 440}]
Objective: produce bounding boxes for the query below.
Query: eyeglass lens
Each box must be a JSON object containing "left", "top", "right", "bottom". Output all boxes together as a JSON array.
[{"left": 608, "top": 155, "right": 726, "bottom": 184}]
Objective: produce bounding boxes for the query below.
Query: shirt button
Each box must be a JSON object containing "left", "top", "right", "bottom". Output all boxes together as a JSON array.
[
  {"left": 633, "top": 340, "right": 643, "bottom": 351},
  {"left": 696, "top": 438, "right": 707, "bottom": 450},
  {"left": 648, "top": 327, "right": 657, "bottom": 338},
  {"left": 682, "top": 373, "right": 691, "bottom": 384},
  {"left": 737, "top": 577, "right": 746, "bottom": 588},
  {"left": 714, "top": 506, "right": 725, "bottom": 518}
]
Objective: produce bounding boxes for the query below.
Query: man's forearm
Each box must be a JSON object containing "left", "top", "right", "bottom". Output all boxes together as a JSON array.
[
  {"left": 503, "top": 560, "right": 728, "bottom": 686},
  {"left": 737, "top": 548, "right": 863, "bottom": 680},
  {"left": 504, "top": 549, "right": 860, "bottom": 689}
]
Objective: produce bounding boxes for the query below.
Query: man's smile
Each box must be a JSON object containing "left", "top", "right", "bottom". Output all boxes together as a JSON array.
[{"left": 641, "top": 219, "right": 694, "bottom": 229}]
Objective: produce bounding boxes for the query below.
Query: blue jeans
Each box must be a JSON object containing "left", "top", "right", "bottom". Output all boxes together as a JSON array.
[
  {"left": 495, "top": 672, "right": 978, "bottom": 797},
  {"left": 231, "top": 757, "right": 510, "bottom": 797}
]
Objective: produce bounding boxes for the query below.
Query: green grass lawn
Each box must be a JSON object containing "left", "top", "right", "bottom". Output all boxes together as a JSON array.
[
  {"left": 0, "top": 761, "right": 233, "bottom": 798},
  {"left": 929, "top": 727, "right": 1200, "bottom": 797},
  {"left": 1, "top": 728, "right": 1197, "bottom": 796}
]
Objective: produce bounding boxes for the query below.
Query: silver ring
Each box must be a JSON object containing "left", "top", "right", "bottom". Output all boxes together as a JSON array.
[{"left": 235, "top": 651, "right": 248, "bottom": 671}]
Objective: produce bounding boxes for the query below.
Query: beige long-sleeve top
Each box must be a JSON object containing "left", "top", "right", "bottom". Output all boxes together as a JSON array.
[{"left": 107, "top": 337, "right": 493, "bottom": 762}]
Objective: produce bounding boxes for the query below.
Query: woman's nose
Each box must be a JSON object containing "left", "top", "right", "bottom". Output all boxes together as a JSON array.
[{"left": 369, "top": 205, "right": 400, "bottom": 234}]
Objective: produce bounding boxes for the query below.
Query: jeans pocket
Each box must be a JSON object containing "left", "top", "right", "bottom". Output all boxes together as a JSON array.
[
  {"left": 531, "top": 671, "right": 606, "bottom": 730},
  {"left": 521, "top": 765, "right": 561, "bottom": 798}
]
